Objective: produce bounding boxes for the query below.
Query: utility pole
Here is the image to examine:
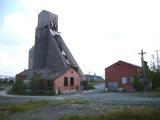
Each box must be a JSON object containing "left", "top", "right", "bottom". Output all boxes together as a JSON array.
[
  {"left": 156, "top": 50, "right": 160, "bottom": 70},
  {"left": 138, "top": 49, "right": 147, "bottom": 90},
  {"left": 151, "top": 54, "right": 156, "bottom": 71},
  {"left": 155, "top": 50, "right": 160, "bottom": 87}
]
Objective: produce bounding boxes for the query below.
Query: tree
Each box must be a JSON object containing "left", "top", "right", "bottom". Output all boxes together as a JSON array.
[
  {"left": 30, "top": 72, "right": 43, "bottom": 94},
  {"left": 132, "top": 74, "right": 143, "bottom": 91},
  {"left": 149, "top": 53, "right": 160, "bottom": 89},
  {"left": 30, "top": 72, "right": 55, "bottom": 95},
  {"left": 83, "top": 80, "right": 95, "bottom": 90},
  {"left": 12, "top": 79, "right": 23, "bottom": 94}
]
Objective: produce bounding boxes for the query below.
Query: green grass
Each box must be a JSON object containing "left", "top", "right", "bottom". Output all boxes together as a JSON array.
[
  {"left": 50, "top": 99, "right": 90, "bottom": 106},
  {"left": 0, "top": 100, "right": 48, "bottom": 112},
  {"left": 139, "top": 90, "right": 160, "bottom": 97},
  {"left": 58, "top": 107, "right": 160, "bottom": 120},
  {"left": 68, "top": 100, "right": 90, "bottom": 105}
]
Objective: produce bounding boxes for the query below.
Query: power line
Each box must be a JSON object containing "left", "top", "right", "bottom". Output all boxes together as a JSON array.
[{"left": 0, "top": 70, "right": 15, "bottom": 76}]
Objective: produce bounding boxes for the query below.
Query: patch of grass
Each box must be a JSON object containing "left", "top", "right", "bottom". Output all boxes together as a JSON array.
[
  {"left": 0, "top": 112, "right": 10, "bottom": 120},
  {"left": 0, "top": 100, "right": 48, "bottom": 112},
  {"left": 68, "top": 100, "right": 90, "bottom": 105},
  {"left": 58, "top": 107, "right": 160, "bottom": 120},
  {"left": 50, "top": 99, "right": 90, "bottom": 106},
  {"left": 139, "top": 90, "right": 160, "bottom": 97}
]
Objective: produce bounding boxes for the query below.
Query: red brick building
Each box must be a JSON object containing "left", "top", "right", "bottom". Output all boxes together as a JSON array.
[
  {"left": 16, "top": 68, "right": 80, "bottom": 94},
  {"left": 53, "top": 68, "right": 80, "bottom": 94},
  {"left": 105, "top": 60, "right": 141, "bottom": 92}
]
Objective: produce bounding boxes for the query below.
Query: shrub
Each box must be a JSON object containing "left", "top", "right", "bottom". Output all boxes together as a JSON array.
[
  {"left": 11, "top": 79, "right": 23, "bottom": 94},
  {"left": 83, "top": 80, "right": 95, "bottom": 90},
  {"left": 132, "top": 75, "right": 143, "bottom": 91}
]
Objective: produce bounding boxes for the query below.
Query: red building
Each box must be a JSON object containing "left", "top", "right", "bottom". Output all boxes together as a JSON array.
[
  {"left": 105, "top": 60, "right": 141, "bottom": 92},
  {"left": 53, "top": 68, "right": 80, "bottom": 94},
  {"left": 16, "top": 68, "right": 80, "bottom": 94}
]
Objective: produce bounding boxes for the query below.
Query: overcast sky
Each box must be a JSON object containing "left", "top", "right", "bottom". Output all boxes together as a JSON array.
[{"left": 0, "top": 0, "right": 160, "bottom": 77}]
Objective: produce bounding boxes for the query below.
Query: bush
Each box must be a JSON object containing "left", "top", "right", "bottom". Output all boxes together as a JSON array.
[
  {"left": 83, "top": 80, "right": 95, "bottom": 90},
  {"left": 132, "top": 75, "right": 143, "bottom": 91},
  {"left": 11, "top": 79, "right": 23, "bottom": 94}
]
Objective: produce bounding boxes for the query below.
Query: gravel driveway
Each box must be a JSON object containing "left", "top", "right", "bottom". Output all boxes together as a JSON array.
[
  {"left": 0, "top": 90, "right": 160, "bottom": 120},
  {"left": 0, "top": 90, "right": 160, "bottom": 105}
]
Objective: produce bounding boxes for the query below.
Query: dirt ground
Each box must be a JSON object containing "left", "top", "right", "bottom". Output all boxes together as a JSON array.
[{"left": 0, "top": 90, "right": 160, "bottom": 120}]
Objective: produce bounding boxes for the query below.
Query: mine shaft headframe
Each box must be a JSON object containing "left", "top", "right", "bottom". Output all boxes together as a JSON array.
[{"left": 38, "top": 10, "right": 58, "bottom": 32}]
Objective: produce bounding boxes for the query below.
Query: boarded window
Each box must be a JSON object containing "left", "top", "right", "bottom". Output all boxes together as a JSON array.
[
  {"left": 122, "top": 77, "right": 127, "bottom": 84},
  {"left": 64, "top": 77, "right": 68, "bottom": 86},
  {"left": 70, "top": 77, "right": 74, "bottom": 86},
  {"left": 108, "top": 82, "right": 118, "bottom": 91}
]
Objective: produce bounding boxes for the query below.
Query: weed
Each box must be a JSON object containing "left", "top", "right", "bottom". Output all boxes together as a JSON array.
[
  {"left": 68, "top": 100, "right": 90, "bottom": 105},
  {"left": 50, "top": 99, "right": 90, "bottom": 106},
  {"left": 0, "top": 100, "right": 48, "bottom": 112},
  {"left": 58, "top": 107, "right": 160, "bottom": 120},
  {"left": 139, "top": 90, "right": 160, "bottom": 97}
]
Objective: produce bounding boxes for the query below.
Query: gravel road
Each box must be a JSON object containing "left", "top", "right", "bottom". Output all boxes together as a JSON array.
[
  {"left": 0, "top": 90, "right": 160, "bottom": 106},
  {"left": 0, "top": 89, "right": 160, "bottom": 120}
]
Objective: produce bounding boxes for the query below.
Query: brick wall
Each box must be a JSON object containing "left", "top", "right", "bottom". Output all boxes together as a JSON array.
[
  {"left": 105, "top": 61, "right": 141, "bottom": 91},
  {"left": 54, "top": 68, "right": 80, "bottom": 94}
]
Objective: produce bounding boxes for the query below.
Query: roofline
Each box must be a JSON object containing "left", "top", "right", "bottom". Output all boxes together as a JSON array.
[
  {"left": 16, "top": 67, "right": 80, "bottom": 80},
  {"left": 105, "top": 60, "right": 141, "bottom": 70},
  {"left": 47, "top": 67, "right": 80, "bottom": 80},
  {"left": 40, "top": 10, "right": 58, "bottom": 17}
]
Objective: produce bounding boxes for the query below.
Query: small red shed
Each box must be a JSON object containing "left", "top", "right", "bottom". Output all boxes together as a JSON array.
[{"left": 105, "top": 60, "right": 141, "bottom": 92}]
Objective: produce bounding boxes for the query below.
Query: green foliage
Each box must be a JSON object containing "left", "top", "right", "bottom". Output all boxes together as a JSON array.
[
  {"left": 91, "top": 80, "right": 104, "bottom": 85},
  {"left": 30, "top": 72, "right": 42, "bottom": 90},
  {"left": 12, "top": 72, "right": 55, "bottom": 95},
  {"left": 83, "top": 80, "right": 95, "bottom": 90},
  {"left": 0, "top": 112, "right": 9, "bottom": 120},
  {"left": 0, "top": 84, "right": 12, "bottom": 91},
  {"left": 132, "top": 75, "right": 143, "bottom": 91},
  {"left": 11, "top": 79, "right": 23, "bottom": 94},
  {"left": 147, "top": 70, "right": 158, "bottom": 89},
  {"left": 30, "top": 72, "right": 55, "bottom": 95},
  {"left": 11, "top": 72, "right": 43, "bottom": 95},
  {"left": 149, "top": 56, "right": 160, "bottom": 89},
  {"left": 144, "top": 62, "right": 160, "bottom": 90},
  {"left": 0, "top": 100, "right": 48, "bottom": 112},
  {"left": 67, "top": 100, "right": 90, "bottom": 105},
  {"left": 58, "top": 108, "right": 160, "bottom": 120},
  {"left": 50, "top": 99, "right": 90, "bottom": 106},
  {"left": 139, "top": 90, "right": 160, "bottom": 97},
  {"left": 134, "top": 61, "right": 160, "bottom": 91},
  {"left": 30, "top": 72, "right": 43, "bottom": 94}
]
